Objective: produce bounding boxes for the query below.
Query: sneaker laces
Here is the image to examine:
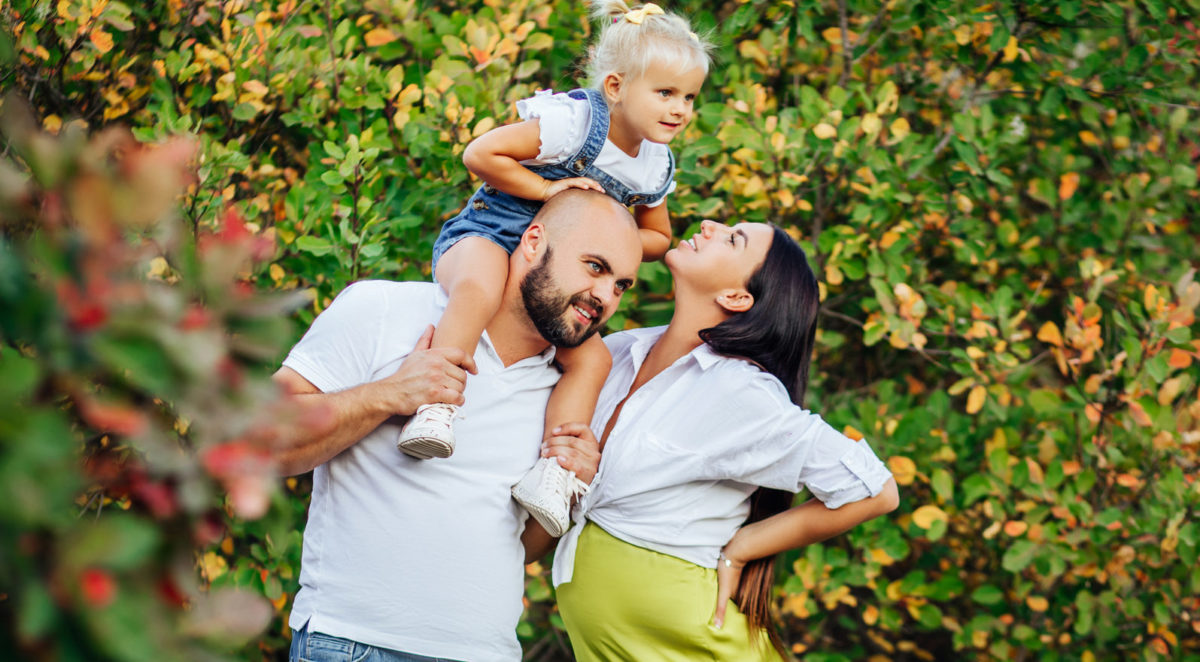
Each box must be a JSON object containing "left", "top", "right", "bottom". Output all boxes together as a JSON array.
[
  {"left": 561, "top": 466, "right": 591, "bottom": 500},
  {"left": 416, "top": 402, "right": 463, "bottom": 429}
]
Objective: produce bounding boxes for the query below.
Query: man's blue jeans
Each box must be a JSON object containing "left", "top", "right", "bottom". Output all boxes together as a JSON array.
[{"left": 289, "top": 624, "right": 461, "bottom": 662}]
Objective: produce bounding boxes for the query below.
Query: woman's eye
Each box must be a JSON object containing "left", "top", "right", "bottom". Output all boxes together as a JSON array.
[{"left": 728, "top": 234, "right": 737, "bottom": 246}]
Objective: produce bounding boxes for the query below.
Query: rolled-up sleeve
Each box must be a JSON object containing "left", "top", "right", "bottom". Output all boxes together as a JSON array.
[{"left": 796, "top": 422, "right": 892, "bottom": 510}]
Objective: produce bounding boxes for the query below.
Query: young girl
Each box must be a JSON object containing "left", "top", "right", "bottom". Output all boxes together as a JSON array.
[{"left": 398, "top": 1, "right": 712, "bottom": 537}]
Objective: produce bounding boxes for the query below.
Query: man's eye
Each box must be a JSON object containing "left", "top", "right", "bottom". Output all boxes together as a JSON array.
[{"left": 587, "top": 261, "right": 602, "bottom": 272}]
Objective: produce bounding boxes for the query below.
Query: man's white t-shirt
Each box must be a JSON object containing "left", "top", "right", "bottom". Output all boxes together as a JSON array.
[{"left": 283, "top": 281, "right": 560, "bottom": 661}]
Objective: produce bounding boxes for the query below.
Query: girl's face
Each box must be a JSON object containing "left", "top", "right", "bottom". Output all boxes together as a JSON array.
[
  {"left": 666, "top": 220, "right": 773, "bottom": 300},
  {"left": 605, "top": 61, "right": 706, "bottom": 146}
]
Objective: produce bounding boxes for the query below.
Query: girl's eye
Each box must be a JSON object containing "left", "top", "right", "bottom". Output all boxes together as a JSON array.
[
  {"left": 658, "top": 90, "right": 671, "bottom": 98},
  {"left": 685, "top": 94, "right": 695, "bottom": 102}
]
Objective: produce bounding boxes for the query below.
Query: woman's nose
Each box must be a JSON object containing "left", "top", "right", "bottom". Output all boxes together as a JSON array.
[{"left": 700, "top": 219, "right": 718, "bottom": 237}]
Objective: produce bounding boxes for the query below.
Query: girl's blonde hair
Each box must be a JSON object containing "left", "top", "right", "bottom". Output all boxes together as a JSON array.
[{"left": 586, "top": 1, "right": 713, "bottom": 88}]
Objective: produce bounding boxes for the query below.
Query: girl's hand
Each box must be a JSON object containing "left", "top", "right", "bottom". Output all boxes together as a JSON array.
[
  {"left": 541, "top": 176, "right": 605, "bottom": 201},
  {"left": 541, "top": 422, "right": 601, "bottom": 484},
  {"left": 712, "top": 545, "right": 747, "bottom": 629}
]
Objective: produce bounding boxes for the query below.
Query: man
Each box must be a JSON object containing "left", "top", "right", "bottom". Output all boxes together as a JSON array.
[{"left": 271, "top": 190, "right": 642, "bottom": 662}]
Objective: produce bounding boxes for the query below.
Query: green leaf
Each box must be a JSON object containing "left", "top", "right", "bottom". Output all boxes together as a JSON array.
[
  {"left": 295, "top": 236, "right": 334, "bottom": 256},
  {"left": 1001, "top": 540, "right": 1037, "bottom": 572},
  {"left": 972, "top": 584, "right": 1005, "bottom": 606}
]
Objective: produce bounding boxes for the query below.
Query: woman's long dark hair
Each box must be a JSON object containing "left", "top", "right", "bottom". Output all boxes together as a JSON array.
[{"left": 698, "top": 225, "right": 820, "bottom": 656}]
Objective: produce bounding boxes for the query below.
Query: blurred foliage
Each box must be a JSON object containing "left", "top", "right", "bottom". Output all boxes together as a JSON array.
[{"left": 3, "top": 0, "right": 1200, "bottom": 660}]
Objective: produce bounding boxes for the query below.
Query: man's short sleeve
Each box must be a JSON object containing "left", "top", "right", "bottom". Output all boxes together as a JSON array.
[{"left": 281, "top": 281, "right": 388, "bottom": 393}]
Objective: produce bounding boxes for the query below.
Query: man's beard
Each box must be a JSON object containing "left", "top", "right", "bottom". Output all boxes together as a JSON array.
[{"left": 520, "top": 247, "right": 604, "bottom": 348}]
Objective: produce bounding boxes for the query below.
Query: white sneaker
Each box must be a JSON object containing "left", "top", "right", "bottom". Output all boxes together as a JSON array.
[
  {"left": 397, "top": 403, "right": 460, "bottom": 459},
  {"left": 511, "top": 456, "right": 590, "bottom": 537}
]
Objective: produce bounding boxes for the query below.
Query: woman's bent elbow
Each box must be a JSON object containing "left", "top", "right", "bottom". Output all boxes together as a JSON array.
[{"left": 876, "top": 478, "right": 900, "bottom": 514}]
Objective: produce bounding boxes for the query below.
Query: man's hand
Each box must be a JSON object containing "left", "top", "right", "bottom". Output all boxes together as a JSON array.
[
  {"left": 381, "top": 325, "right": 477, "bottom": 415},
  {"left": 541, "top": 422, "right": 601, "bottom": 484}
]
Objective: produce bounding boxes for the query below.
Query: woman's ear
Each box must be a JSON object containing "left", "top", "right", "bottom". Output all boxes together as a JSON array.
[
  {"left": 603, "top": 73, "right": 623, "bottom": 104},
  {"left": 715, "top": 288, "right": 754, "bottom": 313}
]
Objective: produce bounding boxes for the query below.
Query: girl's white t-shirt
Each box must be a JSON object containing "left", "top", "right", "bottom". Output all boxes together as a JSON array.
[
  {"left": 515, "top": 89, "right": 676, "bottom": 208},
  {"left": 552, "top": 326, "right": 894, "bottom": 587}
]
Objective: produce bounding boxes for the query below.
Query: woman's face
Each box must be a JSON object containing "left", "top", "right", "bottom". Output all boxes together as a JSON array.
[{"left": 666, "top": 220, "right": 774, "bottom": 299}]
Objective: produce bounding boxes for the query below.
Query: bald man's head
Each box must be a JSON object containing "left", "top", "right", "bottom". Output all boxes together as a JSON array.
[{"left": 532, "top": 189, "right": 636, "bottom": 242}]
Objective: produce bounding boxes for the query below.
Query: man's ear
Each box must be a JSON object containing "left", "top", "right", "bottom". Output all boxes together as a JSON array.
[
  {"left": 518, "top": 221, "right": 547, "bottom": 263},
  {"left": 715, "top": 288, "right": 754, "bottom": 314},
  {"left": 603, "top": 73, "right": 623, "bottom": 105}
]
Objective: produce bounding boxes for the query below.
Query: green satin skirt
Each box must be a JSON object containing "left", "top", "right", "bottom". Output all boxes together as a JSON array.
[{"left": 557, "top": 523, "right": 782, "bottom": 662}]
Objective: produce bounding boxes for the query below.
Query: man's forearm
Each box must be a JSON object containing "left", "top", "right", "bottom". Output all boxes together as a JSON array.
[{"left": 273, "top": 380, "right": 396, "bottom": 476}]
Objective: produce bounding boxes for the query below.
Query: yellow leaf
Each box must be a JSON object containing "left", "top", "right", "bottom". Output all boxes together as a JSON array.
[
  {"left": 269, "top": 263, "right": 285, "bottom": 284},
  {"left": 821, "top": 27, "right": 858, "bottom": 47},
  {"left": 1078, "top": 130, "right": 1100, "bottom": 146},
  {"left": 1026, "top": 596, "right": 1049, "bottom": 612},
  {"left": 889, "top": 117, "right": 911, "bottom": 142},
  {"left": 242, "top": 79, "right": 269, "bottom": 97},
  {"left": 472, "top": 116, "right": 495, "bottom": 138},
  {"left": 863, "top": 604, "right": 879, "bottom": 625},
  {"left": 57, "top": 0, "right": 74, "bottom": 20},
  {"left": 364, "top": 27, "right": 397, "bottom": 47},
  {"left": 1037, "top": 321, "right": 1063, "bottom": 347},
  {"left": 1002, "top": 36, "right": 1019, "bottom": 62},
  {"left": 887, "top": 456, "right": 917, "bottom": 485},
  {"left": 813, "top": 123, "right": 837, "bottom": 140},
  {"left": 1058, "top": 172, "right": 1080, "bottom": 200},
  {"left": 199, "top": 551, "right": 228, "bottom": 581},
  {"left": 90, "top": 29, "right": 114, "bottom": 54},
  {"left": 797, "top": 198, "right": 813, "bottom": 212},
  {"left": 861, "top": 113, "right": 882, "bottom": 136},
  {"left": 912, "top": 504, "right": 948, "bottom": 529},
  {"left": 842, "top": 425, "right": 864, "bottom": 441},
  {"left": 966, "top": 346, "right": 985, "bottom": 360},
  {"left": 966, "top": 385, "right": 986, "bottom": 414},
  {"left": 824, "top": 263, "right": 844, "bottom": 285}
]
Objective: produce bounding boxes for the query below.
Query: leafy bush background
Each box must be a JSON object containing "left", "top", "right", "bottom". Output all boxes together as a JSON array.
[{"left": 3, "top": 0, "right": 1199, "bottom": 660}]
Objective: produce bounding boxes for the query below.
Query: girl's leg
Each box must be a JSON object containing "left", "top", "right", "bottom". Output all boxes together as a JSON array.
[
  {"left": 544, "top": 333, "right": 612, "bottom": 440},
  {"left": 398, "top": 237, "right": 509, "bottom": 459},
  {"left": 432, "top": 237, "right": 511, "bottom": 355},
  {"left": 513, "top": 334, "right": 611, "bottom": 536}
]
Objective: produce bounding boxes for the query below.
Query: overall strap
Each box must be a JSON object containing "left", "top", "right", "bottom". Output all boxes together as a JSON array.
[{"left": 562, "top": 88, "right": 610, "bottom": 175}]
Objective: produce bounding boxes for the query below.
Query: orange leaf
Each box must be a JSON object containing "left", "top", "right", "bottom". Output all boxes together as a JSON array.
[
  {"left": 1061, "top": 460, "right": 1081, "bottom": 476},
  {"left": 887, "top": 456, "right": 917, "bottom": 485},
  {"left": 1058, "top": 172, "right": 1080, "bottom": 200},
  {"left": 1168, "top": 348, "right": 1193, "bottom": 369},
  {"left": 1115, "top": 473, "right": 1140, "bottom": 488},
  {"left": 364, "top": 27, "right": 397, "bottom": 47},
  {"left": 90, "top": 29, "right": 114, "bottom": 54},
  {"left": 842, "top": 424, "right": 864, "bottom": 441},
  {"left": 1004, "top": 520, "right": 1028, "bottom": 537},
  {"left": 1026, "top": 596, "right": 1049, "bottom": 612},
  {"left": 912, "top": 505, "right": 948, "bottom": 529},
  {"left": 1126, "top": 399, "right": 1152, "bottom": 426},
  {"left": 1036, "top": 321, "right": 1063, "bottom": 347}
]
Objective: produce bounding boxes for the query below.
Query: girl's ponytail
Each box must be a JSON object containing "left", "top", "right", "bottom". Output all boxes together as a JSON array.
[
  {"left": 584, "top": 1, "right": 712, "bottom": 89},
  {"left": 589, "top": 0, "right": 633, "bottom": 23}
]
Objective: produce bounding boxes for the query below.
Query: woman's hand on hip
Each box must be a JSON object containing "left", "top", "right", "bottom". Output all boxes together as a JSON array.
[
  {"left": 713, "top": 544, "right": 747, "bottom": 629},
  {"left": 542, "top": 422, "right": 601, "bottom": 484}
]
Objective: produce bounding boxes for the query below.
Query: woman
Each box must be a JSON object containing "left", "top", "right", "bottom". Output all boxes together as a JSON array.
[{"left": 549, "top": 220, "right": 899, "bottom": 660}]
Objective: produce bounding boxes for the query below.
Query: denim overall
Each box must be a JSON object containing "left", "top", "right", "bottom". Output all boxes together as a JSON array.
[{"left": 431, "top": 87, "right": 676, "bottom": 270}]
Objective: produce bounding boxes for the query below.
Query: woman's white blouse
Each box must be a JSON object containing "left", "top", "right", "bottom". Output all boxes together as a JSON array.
[
  {"left": 514, "top": 90, "right": 675, "bottom": 208},
  {"left": 552, "top": 326, "right": 893, "bottom": 587}
]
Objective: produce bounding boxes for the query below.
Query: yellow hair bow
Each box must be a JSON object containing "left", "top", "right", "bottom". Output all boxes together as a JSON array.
[{"left": 624, "top": 3, "right": 665, "bottom": 25}]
